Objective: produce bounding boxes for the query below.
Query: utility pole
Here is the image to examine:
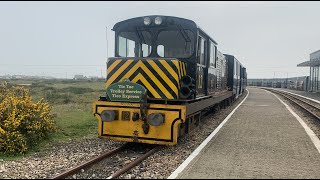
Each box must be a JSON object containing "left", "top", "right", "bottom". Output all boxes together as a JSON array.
[
  {"left": 286, "top": 72, "right": 288, "bottom": 88},
  {"left": 273, "top": 72, "right": 276, "bottom": 87},
  {"left": 106, "top": 26, "right": 109, "bottom": 80},
  {"left": 106, "top": 26, "right": 109, "bottom": 60},
  {"left": 309, "top": 60, "right": 312, "bottom": 92}
]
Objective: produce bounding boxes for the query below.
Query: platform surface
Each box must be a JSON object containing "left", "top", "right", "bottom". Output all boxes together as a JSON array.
[{"left": 176, "top": 87, "right": 320, "bottom": 179}]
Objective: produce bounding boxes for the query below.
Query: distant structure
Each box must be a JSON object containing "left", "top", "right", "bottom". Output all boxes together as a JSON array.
[
  {"left": 0, "top": 75, "right": 55, "bottom": 80},
  {"left": 247, "top": 76, "right": 309, "bottom": 91},
  {"left": 297, "top": 49, "right": 320, "bottom": 92},
  {"left": 73, "top": 75, "right": 104, "bottom": 81},
  {"left": 0, "top": 74, "right": 103, "bottom": 81},
  {"left": 12, "top": 75, "right": 23, "bottom": 79},
  {"left": 0, "top": 75, "right": 12, "bottom": 79},
  {"left": 73, "top": 75, "right": 86, "bottom": 80},
  {"left": 88, "top": 76, "right": 99, "bottom": 81}
]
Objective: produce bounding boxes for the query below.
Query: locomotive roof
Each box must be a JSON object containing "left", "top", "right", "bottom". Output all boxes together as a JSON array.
[
  {"left": 112, "top": 15, "right": 196, "bottom": 30},
  {"left": 112, "top": 15, "right": 218, "bottom": 45}
]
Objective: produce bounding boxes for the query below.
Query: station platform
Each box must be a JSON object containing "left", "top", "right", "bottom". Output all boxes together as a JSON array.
[{"left": 170, "top": 87, "right": 320, "bottom": 179}]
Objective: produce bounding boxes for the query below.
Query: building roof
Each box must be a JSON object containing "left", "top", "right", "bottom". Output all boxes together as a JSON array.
[
  {"left": 297, "top": 49, "right": 320, "bottom": 67},
  {"left": 297, "top": 59, "right": 320, "bottom": 67}
]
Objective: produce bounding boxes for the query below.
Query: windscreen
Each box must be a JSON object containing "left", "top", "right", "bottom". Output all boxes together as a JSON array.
[
  {"left": 117, "top": 28, "right": 195, "bottom": 58},
  {"left": 118, "top": 31, "right": 152, "bottom": 57},
  {"left": 156, "top": 30, "right": 194, "bottom": 58}
]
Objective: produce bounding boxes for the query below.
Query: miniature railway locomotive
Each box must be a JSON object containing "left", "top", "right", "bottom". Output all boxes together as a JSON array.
[{"left": 93, "top": 15, "right": 247, "bottom": 145}]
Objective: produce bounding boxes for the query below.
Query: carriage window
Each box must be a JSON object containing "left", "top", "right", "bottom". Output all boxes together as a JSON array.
[
  {"left": 221, "top": 59, "right": 225, "bottom": 77},
  {"left": 118, "top": 31, "right": 152, "bottom": 57},
  {"left": 234, "top": 61, "right": 239, "bottom": 76},
  {"left": 197, "top": 37, "right": 206, "bottom": 65},
  {"left": 157, "top": 30, "right": 194, "bottom": 58},
  {"left": 209, "top": 42, "right": 216, "bottom": 67}
]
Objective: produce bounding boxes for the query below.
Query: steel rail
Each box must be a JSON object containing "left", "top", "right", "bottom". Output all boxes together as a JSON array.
[
  {"left": 107, "top": 146, "right": 160, "bottom": 179},
  {"left": 50, "top": 144, "right": 127, "bottom": 179},
  {"left": 266, "top": 89, "right": 320, "bottom": 120},
  {"left": 283, "top": 92, "right": 320, "bottom": 110}
]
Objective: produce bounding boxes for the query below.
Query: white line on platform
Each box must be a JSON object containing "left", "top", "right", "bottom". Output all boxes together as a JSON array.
[
  {"left": 265, "top": 90, "right": 320, "bottom": 154},
  {"left": 167, "top": 89, "right": 250, "bottom": 179}
]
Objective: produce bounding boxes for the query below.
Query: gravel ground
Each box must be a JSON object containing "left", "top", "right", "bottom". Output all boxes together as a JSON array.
[
  {"left": 0, "top": 91, "right": 247, "bottom": 179},
  {"left": 0, "top": 139, "right": 124, "bottom": 179}
]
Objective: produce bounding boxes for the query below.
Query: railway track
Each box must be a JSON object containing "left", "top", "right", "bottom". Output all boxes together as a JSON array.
[
  {"left": 264, "top": 88, "right": 320, "bottom": 120},
  {"left": 49, "top": 143, "right": 159, "bottom": 179}
]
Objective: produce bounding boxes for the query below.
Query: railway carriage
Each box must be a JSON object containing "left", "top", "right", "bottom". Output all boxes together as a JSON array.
[
  {"left": 224, "top": 54, "right": 247, "bottom": 99},
  {"left": 93, "top": 15, "right": 247, "bottom": 145}
]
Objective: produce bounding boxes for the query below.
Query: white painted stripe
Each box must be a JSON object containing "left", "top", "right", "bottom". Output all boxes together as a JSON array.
[
  {"left": 242, "top": 104, "right": 269, "bottom": 107},
  {"left": 265, "top": 89, "right": 320, "bottom": 154},
  {"left": 167, "top": 89, "right": 250, "bottom": 179},
  {"left": 262, "top": 87, "right": 320, "bottom": 104}
]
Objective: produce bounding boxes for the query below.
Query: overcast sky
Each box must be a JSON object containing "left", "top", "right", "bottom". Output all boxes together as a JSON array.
[{"left": 0, "top": 1, "right": 319, "bottom": 79}]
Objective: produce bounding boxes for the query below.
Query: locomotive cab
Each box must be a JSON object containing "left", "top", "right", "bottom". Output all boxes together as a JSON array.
[{"left": 111, "top": 15, "right": 199, "bottom": 100}]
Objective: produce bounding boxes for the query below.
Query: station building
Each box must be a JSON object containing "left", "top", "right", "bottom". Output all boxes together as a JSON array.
[{"left": 297, "top": 50, "right": 320, "bottom": 92}]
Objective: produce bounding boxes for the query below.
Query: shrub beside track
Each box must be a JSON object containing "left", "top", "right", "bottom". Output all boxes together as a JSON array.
[{"left": 0, "top": 82, "right": 56, "bottom": 154}]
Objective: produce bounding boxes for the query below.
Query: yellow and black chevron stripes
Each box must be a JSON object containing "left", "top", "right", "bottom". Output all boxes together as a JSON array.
[
  {"left": 106, "top": 59, "right": 187, "bottom": 99},
  {"left": 172, "top": 61, "right": 187, "bottom": 81}
]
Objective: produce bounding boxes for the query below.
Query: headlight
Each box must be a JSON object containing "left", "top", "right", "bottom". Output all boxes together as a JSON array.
[
  {"left": 144, "top": 17, "right": 151, "bottom": 25},
  {"left": 154, "top": 17, "right": 162, "bottom": 25},
  {"left": 147, "top": 113, "right": 164, "bottom": 126},
  {"left": 100, "top": 110, "right": 116, "bottom": 122}
]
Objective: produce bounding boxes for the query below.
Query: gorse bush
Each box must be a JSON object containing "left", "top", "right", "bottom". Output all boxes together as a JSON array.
[{"left": 0, "top": 82, "right": 56, "bottom": 154}]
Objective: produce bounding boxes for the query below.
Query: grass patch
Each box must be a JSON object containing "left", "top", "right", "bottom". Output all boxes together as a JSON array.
[
  {"left": 52, "top": 104, "right": 98, "bottom": 141},
  {"left": 60, "top": 87, "right": 94, "bottom": 94}
]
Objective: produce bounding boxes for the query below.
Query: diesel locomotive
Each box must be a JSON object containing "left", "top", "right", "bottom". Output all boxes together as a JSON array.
[{"left": 93, "top": 15, "right": 247, "bottom": 145}]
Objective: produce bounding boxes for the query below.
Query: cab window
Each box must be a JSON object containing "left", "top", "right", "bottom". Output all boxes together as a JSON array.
[
  {"left": 118, "top": 31, "right": 152, "bottom": 57},
  {"left": 197, "top": 36, "right": 206, "bottom": 65}
]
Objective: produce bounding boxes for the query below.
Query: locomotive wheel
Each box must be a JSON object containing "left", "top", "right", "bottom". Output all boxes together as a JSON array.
[
  {"left": 214, "top": 104, "right": 220, "bottom": 113},
  {"left": 227, "top": 98, "right": 232, "bottom": 106}
]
